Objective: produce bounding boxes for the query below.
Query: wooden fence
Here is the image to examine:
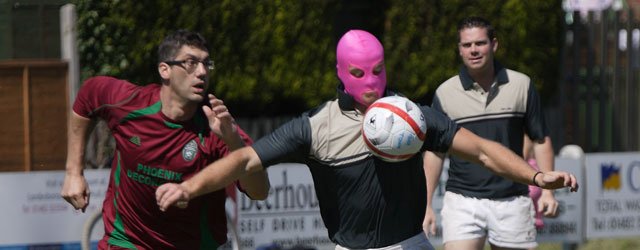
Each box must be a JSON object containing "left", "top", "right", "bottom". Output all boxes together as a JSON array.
[{"left": 0, "top": 60, "right": 68, "bottom": 172}]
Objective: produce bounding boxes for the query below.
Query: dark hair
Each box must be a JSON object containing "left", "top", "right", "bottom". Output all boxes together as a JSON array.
[
  {"left": 157, "top": 29, "right": 209, "bottom": 63},
  {"left": 457, "top": 16, "right": 495, "bottom": 42}
]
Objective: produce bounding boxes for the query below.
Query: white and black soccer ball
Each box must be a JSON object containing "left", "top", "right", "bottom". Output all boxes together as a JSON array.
[{"left": 362, "top": 96, "right": 427, "bottom": 162}]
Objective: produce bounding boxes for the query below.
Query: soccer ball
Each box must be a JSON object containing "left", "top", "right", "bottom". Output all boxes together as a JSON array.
[{"left": 362, "top": 96, "right": 427, "bottom": 162}]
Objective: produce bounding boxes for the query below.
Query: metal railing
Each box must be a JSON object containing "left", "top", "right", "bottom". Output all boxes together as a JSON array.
[{"left": 555, "top": 9, "right": 640, "bottom": 152}]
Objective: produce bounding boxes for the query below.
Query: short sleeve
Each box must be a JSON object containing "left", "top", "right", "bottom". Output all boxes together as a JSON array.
[{"left": 420, "top": 105, "right": 459, "bottom": 153}]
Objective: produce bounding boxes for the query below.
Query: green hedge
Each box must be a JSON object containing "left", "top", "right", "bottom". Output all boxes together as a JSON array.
[{"left": 75, "top": 0, "right": 562, "bottom": 116}]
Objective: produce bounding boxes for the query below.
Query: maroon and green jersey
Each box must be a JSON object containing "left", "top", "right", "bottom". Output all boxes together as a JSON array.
[{"left": 73, "top": 76, "right": 252, "bottom": 249}]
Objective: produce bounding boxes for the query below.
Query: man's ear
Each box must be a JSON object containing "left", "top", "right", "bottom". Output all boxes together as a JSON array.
[
  {"left": 158, "top": 62, "right": 170, "bottom": 81},
  {"left": 492, "top": 38, "right": 498, "bottom": 53}
]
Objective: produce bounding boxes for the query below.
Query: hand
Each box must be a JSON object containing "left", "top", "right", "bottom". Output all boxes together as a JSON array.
[
  {"left": 538, "top": 190, "right": 559, "bottom": 217},
  {"left": 60, "top": 173, "right": 90, "bottom": 212},
  {"left": 423, "top": 206, "right": 437, "bottom": 237},
  {"left": 203, "top": 94, "right": 237, "bottom": 139},
  {"left": 156, "top": 183, "right": 190, "bottom": 212},
  {"left": 537, "top": 171, "right": 579, "bottom": 192}
]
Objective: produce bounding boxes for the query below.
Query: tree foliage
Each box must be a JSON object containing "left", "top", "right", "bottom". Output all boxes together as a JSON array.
[
  {"left": 75, "top": 0, "right": 562, "bottom": 116},
  {"left": 384, "top": 0, "right": 563, "bottom": 104}
]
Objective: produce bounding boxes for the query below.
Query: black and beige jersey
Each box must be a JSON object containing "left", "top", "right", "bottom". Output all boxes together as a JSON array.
[
  {"left": 252, "top": 87, "right": 458, "bottom": 248},
  {"left": 431, "top": 62, "right": 549, "bottom": 199}
]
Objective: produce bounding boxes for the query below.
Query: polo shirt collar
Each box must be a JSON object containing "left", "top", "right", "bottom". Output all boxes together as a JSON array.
[{"left": 459, "top": 61, "right": 509, "bottom": 90}]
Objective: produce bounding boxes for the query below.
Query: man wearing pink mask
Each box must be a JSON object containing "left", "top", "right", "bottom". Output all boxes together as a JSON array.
[{"left": 155, "top": 30, "right": 578, "bottom": 249}]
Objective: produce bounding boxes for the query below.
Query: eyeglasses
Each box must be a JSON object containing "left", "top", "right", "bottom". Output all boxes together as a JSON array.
[{"left": 164, "top": 58, "right": 215, "bottom": 73}]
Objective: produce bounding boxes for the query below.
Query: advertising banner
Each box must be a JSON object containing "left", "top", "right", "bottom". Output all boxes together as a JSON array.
[
  {"left": 3, "top": 152, "right": 639, "bottom": 249},
  {"left": 233, "top": 163, "right": 335, "bottom": 249},
  {"left": 536, "top": 158, "right": 585, "bottom": 243},
  {"left": 0, "top": 169, "right": 109, "bottom": 248},
  {"left": 585, "top": 152, "right": 640, "bottom": 238}
]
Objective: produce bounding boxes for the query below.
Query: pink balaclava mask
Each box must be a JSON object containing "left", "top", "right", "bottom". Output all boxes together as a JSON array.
[{"left": 336, "top": 30, "right": 387, "bottom": 106}]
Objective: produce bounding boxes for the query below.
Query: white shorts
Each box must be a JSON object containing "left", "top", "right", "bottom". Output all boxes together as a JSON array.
[
  {"left": 335, "top": 233, "right": 434, "bottom": 250},
  {"left": 441, "top": 191, "right": 537, "bottom": 249}
]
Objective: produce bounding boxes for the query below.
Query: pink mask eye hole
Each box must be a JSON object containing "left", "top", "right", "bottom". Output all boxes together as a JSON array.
[
  {"left": 349, "top": 66, "right": 364, "bottom": 78},
  {"left": 372, "top": 64, "right": 384, "bottom": 75}
]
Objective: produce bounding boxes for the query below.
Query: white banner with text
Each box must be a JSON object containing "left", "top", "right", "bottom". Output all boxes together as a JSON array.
[
  {"left": 1, "top": 152, "right": 639, "bottom": 248},
  {"left": 585, "top": 152, "right": 640, "bottom": 239}
]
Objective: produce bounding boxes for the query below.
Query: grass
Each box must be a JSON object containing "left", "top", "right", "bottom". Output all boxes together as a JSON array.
[
  {"left": 544, "top": 238, "right": 640, "bottom": 250},
  {"left": 433, "top": 238, "right": 640, "bottom": 250}
]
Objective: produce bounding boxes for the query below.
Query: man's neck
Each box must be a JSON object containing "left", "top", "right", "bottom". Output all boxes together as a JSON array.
[
  {"left": 468, "top": 64, "right": 495, "bottom": 91},
  {"left": 159, "top": 87, "right": 198, "bottom": 121},
  {"left": 354, "top": 102, "right": 368, "bottom": 115}
]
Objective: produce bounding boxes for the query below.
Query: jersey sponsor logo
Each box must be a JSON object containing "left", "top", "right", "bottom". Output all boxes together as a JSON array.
[
  {"left": 182, "top": 139, "right": 198, "bottom": 161},
  {"left": 127, "top": 164, "right": 183, "bottom": 186}
]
